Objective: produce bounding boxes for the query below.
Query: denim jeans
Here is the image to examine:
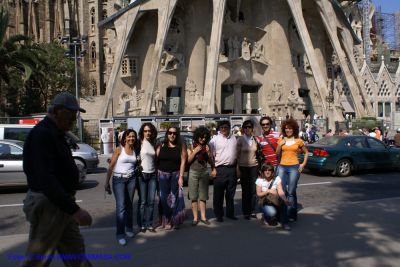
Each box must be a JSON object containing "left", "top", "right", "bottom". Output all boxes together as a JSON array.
[
  {"left": 138, "top": 172, "right": 157, "bottom": 228},
  {"left": 260, "top": 203, "right": 288, "bottom": 225},
  {"left": 277, "top": 164, "right": 300, "bottom": 219},
  {"left": 158, "top": 170, "right": 179, "bottom": 224},
  {"left": 112, "top": 176, "right": 136, "bottom": 238}
]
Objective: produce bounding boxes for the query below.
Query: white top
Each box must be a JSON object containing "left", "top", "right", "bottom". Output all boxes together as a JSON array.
[
  {"left": 140, "top": 139, "right": 156, "bottom": 173},
  {"left": 113, "top": 147, "right": 137, "bottom": 174},
  {"left": 209, "top": 133, "right": 237, "bottom": 166},
  {"left": 255, "top": 176, "right": 282, "bottom": 192}
]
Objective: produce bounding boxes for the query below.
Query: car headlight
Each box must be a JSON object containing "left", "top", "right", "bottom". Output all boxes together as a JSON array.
[{"left": 91, "top": 152, "right": 98, "bottom": 158}]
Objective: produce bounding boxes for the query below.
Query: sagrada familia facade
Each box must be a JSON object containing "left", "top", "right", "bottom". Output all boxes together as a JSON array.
[{"left": 2, "top": 0, "right": 400, "bottom": 124}]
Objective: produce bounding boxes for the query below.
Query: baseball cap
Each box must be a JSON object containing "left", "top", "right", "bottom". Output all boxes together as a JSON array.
[{"left": 50, "top": 92, "right": 86, "bottom": 113}]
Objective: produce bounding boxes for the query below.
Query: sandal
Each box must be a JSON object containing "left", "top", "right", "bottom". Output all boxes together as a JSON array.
[
  {"left": 200, "top": 219, "right": 210, "bottom": 225},
  {"left": 192, "top": 220, "right": 199, "bottom": 226}
]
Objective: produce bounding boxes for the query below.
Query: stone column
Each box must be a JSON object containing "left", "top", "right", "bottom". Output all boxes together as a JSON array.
[
  {"left": 202, "top": 0, "right": 227, "bottom": 114},
  {"left": 100, "top": 7, "right": 140, "bottom": 118},
  {"left": 286, "top": 0, "right": 328, "bottom": 118},
  {"left": 233, "top": 85, "right": 242, "bottom": 114},
  {"left": 142, "top": 0, "right": 178, "bottom": 115},
  {"left": 314, "top": 0, "right": 372, "bottom": 117}
]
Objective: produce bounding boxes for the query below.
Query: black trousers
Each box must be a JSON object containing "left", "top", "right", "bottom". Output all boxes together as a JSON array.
[
  {"left": 213, "top": 166, "right": 237, "bottom": 218},
  {"left": 239, "top": 166, "right": 259, "bottom": 216}
]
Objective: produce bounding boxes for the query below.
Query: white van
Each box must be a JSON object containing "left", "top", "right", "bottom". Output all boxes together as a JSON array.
[{"left": 0, "top": 124, "right": 99, "bottom": 172}]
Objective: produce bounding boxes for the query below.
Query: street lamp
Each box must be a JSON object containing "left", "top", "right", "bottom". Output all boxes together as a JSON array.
[{"left": 61, "top": 35, "right": 87, "bottom": 141}]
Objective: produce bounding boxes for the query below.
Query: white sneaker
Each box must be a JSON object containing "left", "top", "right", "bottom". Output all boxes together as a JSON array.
[
  {"left": 118, "top": 238, "right": 127, "bottom": 246},
  {"left": 126, "top": 231, "right": 135, "bottom": 238}
]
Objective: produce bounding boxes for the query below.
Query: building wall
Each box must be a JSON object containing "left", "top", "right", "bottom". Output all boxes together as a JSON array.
[{"left": 2, "top": 0, "right": 400, "bottom": 122}]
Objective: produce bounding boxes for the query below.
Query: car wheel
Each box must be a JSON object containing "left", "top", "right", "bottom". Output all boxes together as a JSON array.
[
  {"left": 74, "top": 158, "right": 87, "bottom": 183},
  {"left": 335, "top": 159, "right": 352, "bottom": 177}
]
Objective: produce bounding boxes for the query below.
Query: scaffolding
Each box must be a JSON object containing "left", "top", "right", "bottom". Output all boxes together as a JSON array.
[
  {"left": 372, "top": 5, "right": 400, "bottom": 63},
  {"left": 361, "top": 0, "right": 371, "bottom": 64}
]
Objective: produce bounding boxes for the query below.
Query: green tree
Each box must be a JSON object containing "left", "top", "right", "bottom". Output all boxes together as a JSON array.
[
  {"left": 22, "top": 42, "right": 76, "bottom": 115},
  {"left": 0, "top": 7, "right": 42, "bottom": 116}
]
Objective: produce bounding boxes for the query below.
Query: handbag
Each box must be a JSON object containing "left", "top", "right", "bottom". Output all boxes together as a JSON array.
[
  {"left": 258, "top": 178, "right": 282, "bottom": 207},
  {"left": 133, "top": 153, "right": 143, "bottom": 177},
  {"left": 253, "top": 136, "right": 265, "bottom": 167}
]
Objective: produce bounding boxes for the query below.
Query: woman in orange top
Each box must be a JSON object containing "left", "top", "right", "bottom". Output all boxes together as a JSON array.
[{"left": 276, "top": 119, "right": 308, "bottom": 221}]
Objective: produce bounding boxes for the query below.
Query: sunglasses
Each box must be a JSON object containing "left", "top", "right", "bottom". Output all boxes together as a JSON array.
[
  {"left": 261, "top": 123, "right": 270, "bottom": 126},
  {"left": 243, "top": 126, "right": 253, "bottom": 129},
  {"left": 167, "top": 131, "right": 177, "bottom": 136}
]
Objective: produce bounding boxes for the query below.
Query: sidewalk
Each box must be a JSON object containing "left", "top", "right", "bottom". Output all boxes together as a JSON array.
[{"left": 1, "top": 198, "right": 400, "bottom": 267}]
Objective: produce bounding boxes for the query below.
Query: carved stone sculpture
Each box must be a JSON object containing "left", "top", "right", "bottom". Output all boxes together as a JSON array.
[
  {"left": 161, "top": 50, "right": 184, "bottom": 71},
  {"left": 272, "top": 82, "right": 283, "bottom": 102},
  {"left": 242, "top": 37, "right": 251, "bottom": 61}
]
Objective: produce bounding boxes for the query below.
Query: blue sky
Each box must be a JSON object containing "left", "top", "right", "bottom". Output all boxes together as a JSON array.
[{"left": 372, "top": 0, "right": 400, "bottom": 14}]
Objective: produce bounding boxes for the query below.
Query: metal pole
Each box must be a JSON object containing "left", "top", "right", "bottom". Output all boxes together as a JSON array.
[{"left": 74, "top": 43, "right": 83, "bottom": 141}]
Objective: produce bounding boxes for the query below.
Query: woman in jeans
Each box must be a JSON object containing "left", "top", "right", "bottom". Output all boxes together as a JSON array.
[
  {"left": 156, "top": 126, "right": 187, "bottom": 230},
  {"left": 256, "top": 162, "right": 290, "bottom": 230},
  {"left": 276, "top": 119, "right": 308, "bottom": 221},
  {"left": 237, "top": 120, "right": 259, "bottom": 220},
  {"left": 138, "top": 123, "right": 157, "bottom": 233},
  {"left": 105, "top": 129, "right": 140, "bottom": 246},
  {"left": 187, "top": 126, "right": 213, "bottom": 226}
]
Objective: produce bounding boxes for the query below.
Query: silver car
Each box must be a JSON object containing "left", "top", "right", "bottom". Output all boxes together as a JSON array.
[
  {"left": 0, "top": 124, "right": 99, "bottom": 174},
  {"left": 0, "top": 139, "right": 86, "bottom": 187},
  {"left": 65, "top": 132, "right": 99, "bottom": 172}
]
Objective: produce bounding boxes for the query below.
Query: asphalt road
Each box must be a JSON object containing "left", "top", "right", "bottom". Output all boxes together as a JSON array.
[{"left": 1, "top": 163, "right": 399, "bottom": 237}]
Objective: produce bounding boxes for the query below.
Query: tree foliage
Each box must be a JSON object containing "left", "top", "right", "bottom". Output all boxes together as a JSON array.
[{"left": 0, "top": 7, "right": 89, "bottom": 116}]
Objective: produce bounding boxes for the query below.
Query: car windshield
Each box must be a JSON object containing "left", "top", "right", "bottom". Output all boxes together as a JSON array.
[{"left": 314, "top": 136, "right": 342, "bottom": 146}]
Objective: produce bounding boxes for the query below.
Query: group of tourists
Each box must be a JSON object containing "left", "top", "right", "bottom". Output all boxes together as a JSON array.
[
  {"left": 20, "top": 92, "right": 311, "bottom": 265},
  {"left": 105, "top": 116, "right": 309, "bottom": 246}
]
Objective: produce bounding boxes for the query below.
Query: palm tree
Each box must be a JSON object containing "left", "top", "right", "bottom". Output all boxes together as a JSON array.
[
  {"left": 0, "top": 7, "right": 43, "bottom": 115},
  {"left": 0, "top": 7, "right": 41, "bottom": 84}
]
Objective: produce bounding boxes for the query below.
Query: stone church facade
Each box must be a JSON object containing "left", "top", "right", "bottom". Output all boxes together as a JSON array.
[{"left": 2, "top": 0, "right": 400, "bottom": 125}]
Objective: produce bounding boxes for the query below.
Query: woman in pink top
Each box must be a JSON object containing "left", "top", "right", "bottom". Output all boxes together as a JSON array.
[{"left": 276, "top": 119, "right": 308, "bottom": 222}]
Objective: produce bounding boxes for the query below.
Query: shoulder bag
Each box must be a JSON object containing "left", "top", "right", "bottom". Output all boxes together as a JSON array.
[
  {"left": 258, "top": 178, "right": 282, "bottom": 207},
  {"left": 252, "top": 136, "right": 265, "bottom": 167}
]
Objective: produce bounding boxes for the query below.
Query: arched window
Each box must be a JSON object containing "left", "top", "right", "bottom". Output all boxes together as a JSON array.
[
  {"left": 90, "top": 42, "right": 96, "bottom": 69},
  {"left": 90, "top": 7, "right": 96, "bottom": 32}
]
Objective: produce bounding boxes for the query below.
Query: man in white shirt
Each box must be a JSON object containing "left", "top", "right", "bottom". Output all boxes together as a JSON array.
[{"left": 209, "top": 120, "right": 238, "bottom": 222}]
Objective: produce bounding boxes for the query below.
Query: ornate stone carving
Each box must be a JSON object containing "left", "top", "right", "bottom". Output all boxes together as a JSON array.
[
  {"left": 272, "top": 82, "right": 283, "bottom": 102},
  {"left": 241, "top": 37, "right": 251, "bottom": 61},
  {"left": 161, "top": 51, "right": 184, "bottom": 71},
  {"left": 151, "top": 89, "right": 164, "bottom": 114},
  {"left": 116, "top": 85, "right": 144, "bottom": 115},
  {"left": 251, "top": 41, "right": 265, "bottom": 61},
  {"left": 161, "top": 40, "right": 184, "bottom": 71}
]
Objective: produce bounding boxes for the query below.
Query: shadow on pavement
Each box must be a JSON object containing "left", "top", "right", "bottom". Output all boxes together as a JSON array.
[
  {"left": 78, "top": 180, "right": 99, "bottom": 190},
  {"left": 2, "top": 199, "right": 400, "bottom": 267}
]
